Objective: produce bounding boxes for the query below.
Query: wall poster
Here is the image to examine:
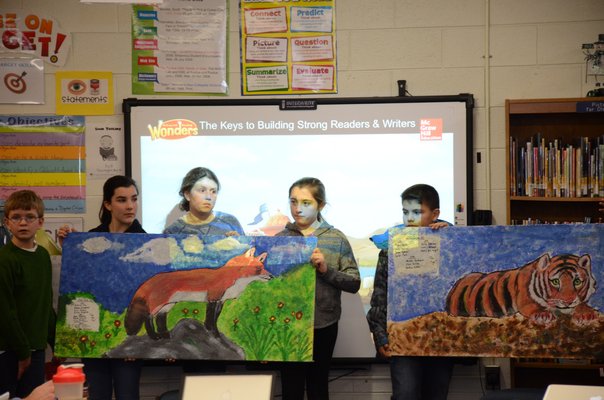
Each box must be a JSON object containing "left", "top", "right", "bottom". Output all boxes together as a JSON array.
[
  {"left": 86, "top": 121, "right": 125, "bottom": 180},
  {"left": 0, "top": 115, "right": 86, "bottom": 213},
  {"left": 240, "top": 0, "right": 336, "bottom": 95},
  {"left": 0, "top": 9, "right": 71, "bottom": 66},
  {"left": 131, "top": 0, "right": 228, "bottom": 95},
  {"left": 0, "top": 57, "right": 44, "bottom": 104},
  {"left": 56, "top": 233, "right": 317, "bottom": 361},
  {"left": 387, "top": 224, "right": 604, "bottom": 360}
]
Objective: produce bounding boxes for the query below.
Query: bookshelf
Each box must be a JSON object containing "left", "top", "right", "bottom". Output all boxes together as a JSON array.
[
  {"left": 506, "top": 97, "right": 604, "bottom": 388},
  {"left": 506, "top": 97, "right": 604, "bottom": 225}
]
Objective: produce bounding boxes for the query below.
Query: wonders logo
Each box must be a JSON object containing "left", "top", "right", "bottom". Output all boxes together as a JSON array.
[{"left": 148, "top": 119, "right": 198, "bottom": 140}]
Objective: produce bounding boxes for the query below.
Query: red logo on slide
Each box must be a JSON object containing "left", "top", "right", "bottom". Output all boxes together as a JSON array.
[{"left": 420, "top": 119, "right": 443, "bottom": 141}]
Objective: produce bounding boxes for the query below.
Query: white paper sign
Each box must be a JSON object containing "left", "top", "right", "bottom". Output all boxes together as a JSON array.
[
  {"left": 86, "top": 121, "right": 125, "bottom": 179},
  {"left": 392, "top": 231, "right": 441, "bottom": 275},
  {"left": 66, "top": 297, "right": 100, "bottom": 331}
]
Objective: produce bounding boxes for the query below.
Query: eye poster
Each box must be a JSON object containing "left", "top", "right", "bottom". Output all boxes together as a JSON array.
[
  {"left": 55, "top": 71, "right": 114, "bottom": 115},
  {"left": 240, "top": 0, "right": 337, "bottom": 95}
]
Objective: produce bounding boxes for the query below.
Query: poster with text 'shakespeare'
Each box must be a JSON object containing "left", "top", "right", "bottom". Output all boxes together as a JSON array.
[
  {"left": 131, "top": 0, "right": 228, "bottom": 95},
  {"left": 240, "top": 0, "right": 336, "bottom": 95}
]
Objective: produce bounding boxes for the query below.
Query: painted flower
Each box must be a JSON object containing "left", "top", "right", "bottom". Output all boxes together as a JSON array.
[
  {"left": 295, "top": 311, "right": 303, "bottom": 320},
  {"left": 284, "top": 317, "right": 291, "bottom": 324},
  {"left": 193, "top": 309, "right": 199, "bottom": 315},
  {"left": 104, "top": 333, "right": 112, "bottom": 340},
  {"left": 253, "top": 306, "right": 261, "bottom": 314},
  {"left": 277, "top": 301, "right": 285, "bottom": 309},
  {"left": 79, "top": 335, "right": 88, "bottom": 343},
  {"left": 90, "top": 341, "right": 96, "bottom": 347},
  {"left": 269, "top": 315, "right": 276, "bottom": 324},
  {"left": 114, "top": 320, "right": 121, "bottom": 328}
]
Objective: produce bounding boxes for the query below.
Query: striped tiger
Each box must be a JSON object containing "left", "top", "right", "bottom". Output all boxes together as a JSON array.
[{"left": 445, "top": 253, "right": 598, "bottom": 325}]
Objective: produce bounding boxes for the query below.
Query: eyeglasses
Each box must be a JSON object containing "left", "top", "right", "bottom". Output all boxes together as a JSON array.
[{"left": 7, "top": 215, "right": 40, "bottom": 224}]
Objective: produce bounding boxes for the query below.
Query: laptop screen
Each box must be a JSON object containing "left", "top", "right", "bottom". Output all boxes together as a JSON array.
[
  {"left": 543, "top": 384, "right": 604, "bottom": 400},
  {"left": 181, "top": 374, "right": 274, "bottom": 400}
]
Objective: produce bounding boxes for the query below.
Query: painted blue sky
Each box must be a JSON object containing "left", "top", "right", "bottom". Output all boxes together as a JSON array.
[
  {"left": 388, "top": 224, "right": 604, "bottom": 321},
  {"left": 60, "top": 233, "right": 316, "bottom": 313}
]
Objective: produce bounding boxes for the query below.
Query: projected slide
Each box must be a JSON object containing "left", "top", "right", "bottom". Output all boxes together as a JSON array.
[{"left": 141, "top": 132, "right": 454, "bottom": 238}]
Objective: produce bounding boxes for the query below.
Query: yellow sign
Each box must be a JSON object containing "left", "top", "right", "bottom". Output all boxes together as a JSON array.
[{"left": 55, "top": 71, "right": 113, "bottom": 115}]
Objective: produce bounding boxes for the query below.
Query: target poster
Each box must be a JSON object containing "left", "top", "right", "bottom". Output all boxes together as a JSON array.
[{"left": 0, "top": 57, "right": 44, "bottom": 104}]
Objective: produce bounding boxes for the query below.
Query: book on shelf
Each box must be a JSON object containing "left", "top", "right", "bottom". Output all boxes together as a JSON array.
[{"left": 510, "top": 134, "right": 604, "bottom": 198}]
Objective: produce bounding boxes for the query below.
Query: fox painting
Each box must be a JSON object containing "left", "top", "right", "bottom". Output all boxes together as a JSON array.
[{"left": 125, "top": 247, "right": 271, "bottom": 339}]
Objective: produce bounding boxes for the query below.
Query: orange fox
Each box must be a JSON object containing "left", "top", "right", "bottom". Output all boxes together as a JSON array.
[{"left": 125, "top": 247, "right": 270, "bottom": 339}]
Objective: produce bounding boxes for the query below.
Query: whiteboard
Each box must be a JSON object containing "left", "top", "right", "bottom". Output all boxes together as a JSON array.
[{"left": 123, "top": 95, "right": 474, "bottom": 359}]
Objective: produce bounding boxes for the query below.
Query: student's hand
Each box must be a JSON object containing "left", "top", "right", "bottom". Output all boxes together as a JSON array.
[
  {"left": 429, "top": 221, "right": 449, "bottom": 230},
  {"left": 310, "top": 248, "right": 327, "bottom": 274},
  {"left": 224, "top": 231, "right": 239, "bottom": 237},
  {"left": 17, "top": 356, "right": 31, "bottom": 379},
  {"left": 57, "top": 224, "right": 77, "bottom": 246},
  {"left": 377, "top": 344, "right": 391, "bottom": 358},
  {"left": 24, "top": 380, "right": 54, "bottom": 400}
]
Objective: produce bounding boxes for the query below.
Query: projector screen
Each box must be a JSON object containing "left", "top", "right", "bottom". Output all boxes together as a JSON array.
[{"left": 124, "top": 95, "right": 474, "bottom": 359}]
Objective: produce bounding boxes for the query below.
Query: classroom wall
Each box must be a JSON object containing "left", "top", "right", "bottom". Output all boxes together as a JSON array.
[
  {"left": 2, "top": 0, "right": 602, "bottom": 229},
  {"left": 4, "top": 0, "right": 602, "bottom": 396},
  {"left": 4, "top": 0, "right": 603, "bottom": 230}
]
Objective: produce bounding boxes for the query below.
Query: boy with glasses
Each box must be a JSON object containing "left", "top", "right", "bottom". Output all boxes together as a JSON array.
[{"left": 0, "top": 190, "right": 56, "bottom": 399}]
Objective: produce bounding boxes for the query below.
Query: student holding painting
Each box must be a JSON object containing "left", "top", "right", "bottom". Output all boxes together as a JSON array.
[
  {"left": 276, "top": 177, "right": 361, "bottom": 400},
  {"left": 367, "top": 184, "right": 453, "bottom": 400},
  {"left": 58, "top": 175, "right": 145, "bottom": 400}
]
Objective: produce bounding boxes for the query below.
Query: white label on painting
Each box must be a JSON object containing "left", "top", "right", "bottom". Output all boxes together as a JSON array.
[
  {"left": 66, "top": 297, "right": 100, "bottom": 331},
  {"left": 392, "top": 232, "right": 440, "bottom": 275}
]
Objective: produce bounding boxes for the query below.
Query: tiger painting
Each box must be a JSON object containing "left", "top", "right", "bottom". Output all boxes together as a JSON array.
[{"left": 445, "top": 253, "right": 599, "bottom": 325}]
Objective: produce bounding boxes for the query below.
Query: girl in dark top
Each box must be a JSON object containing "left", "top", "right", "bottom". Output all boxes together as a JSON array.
[{"left": 59, "top": 175, "right": 144, "bottom": 400}]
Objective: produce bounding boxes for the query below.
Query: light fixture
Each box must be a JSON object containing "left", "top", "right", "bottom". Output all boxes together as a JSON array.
[{"left": 582, "top": 34, "right": 604, "bottom": 82}]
